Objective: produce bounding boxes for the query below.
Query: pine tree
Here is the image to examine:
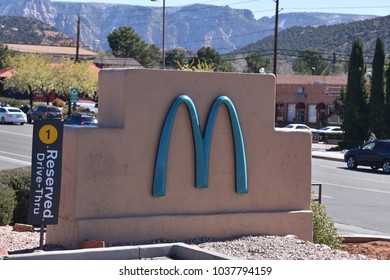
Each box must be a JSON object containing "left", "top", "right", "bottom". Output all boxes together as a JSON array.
[
  {"left": 342, "top": 38, "right": 368, "bottom": 147},
  {"left": 107, "top": 26, "right": 154, "bottom": 67},
  {"left": 369, "top": 38, "right": 386, "bottom": 138}
]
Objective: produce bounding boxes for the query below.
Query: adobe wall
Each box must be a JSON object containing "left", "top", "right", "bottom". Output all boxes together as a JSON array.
[{"left": 46, "top": 69, "right": 313, "bottom": 248}]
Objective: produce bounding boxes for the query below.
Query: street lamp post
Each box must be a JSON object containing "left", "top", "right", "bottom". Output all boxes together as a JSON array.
[
  {"left": 273, "top": 0, "right": 279, "bottom": 75},
  {"left": 151, "top": 0, "right": 166, "bottom": 69}
]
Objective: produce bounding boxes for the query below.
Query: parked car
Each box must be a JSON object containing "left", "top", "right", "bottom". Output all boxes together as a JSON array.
[
  {"left": 316, "top": 126, "right": 344, "bottom": 133},
  {"left": 27, "top": 105, "right": 63, "bottom": 123},
  {"left": 344, "top": 139, "right": 390, "bottom": 174},
  {"left": 281, "top": 124, "right": 312, "bottom": 130},
  {"left": 0, "top": 107, "right": 27, "bottom": 125},
  {"left": 313, "top": 126, "right": 344, "bottom": 143},
  {"left": 19, "top": 104, "right": 31, "bottom": 114},
  {"left": 63, "top": 113, "right": 98, "bottom": 126}
]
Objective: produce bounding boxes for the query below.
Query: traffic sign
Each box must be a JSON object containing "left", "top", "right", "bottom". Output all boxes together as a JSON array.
[{"left": 70, "top": 87, "right": 79, "bottom": 103}]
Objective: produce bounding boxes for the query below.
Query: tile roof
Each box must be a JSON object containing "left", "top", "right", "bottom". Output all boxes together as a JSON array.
[
  {"left": 277, "top": 74, "right": 347, "bottom": 85},
  {"left": 0, "top": 68, "right": 13, "bottom": 78},
  {"left": 5, "top": 43, "right": 97, "bottom": 57}
]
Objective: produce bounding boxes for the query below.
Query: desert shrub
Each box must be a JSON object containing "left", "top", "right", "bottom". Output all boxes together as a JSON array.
[
  {"left": 0, "top": 97, "right": 29, "bottom": 108},
  {"left": 0, "top": 184, "right": 16, "bottom": 225},
  {"left": 0, "top": 167, "right": 31, "bottom": 224},
  {"left": 325, "top": 132, "right": 344, "bottom": 141},
  {"left": 311, "top": 200, "right": 343, "bottom": 249}
]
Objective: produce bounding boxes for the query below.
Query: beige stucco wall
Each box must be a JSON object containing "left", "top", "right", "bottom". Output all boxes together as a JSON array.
[{"left": 47, "top": 69, "right": 312, "bottom": 248}]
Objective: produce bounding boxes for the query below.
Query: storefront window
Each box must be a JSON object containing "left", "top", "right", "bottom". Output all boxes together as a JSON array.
[
  {"left": 287, "top": 104, "right": 295, "bottom": 122},
  {"left": 308, "top": 105, "right": 316, "bottom": 123},
  {"left": 276, "top": 104, "right": 284, "bottom": 121}
]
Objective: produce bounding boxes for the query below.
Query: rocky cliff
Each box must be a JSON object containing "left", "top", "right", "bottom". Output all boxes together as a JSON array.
[{"left": 0, "top": 0, "right": 376, "bottom": 53}]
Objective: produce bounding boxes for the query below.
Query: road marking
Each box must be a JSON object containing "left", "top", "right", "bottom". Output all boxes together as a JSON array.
[
  {"left": 312, "top": 194, "right": 333, "bottom": 199},
  {"left": 0, "top": 129, "right": 32, "bottom": 138},
  {"left": 0, "top": 155, "right": 31, "bottom": 166},
  {"left": 325, "top": 182, "right": 390, "bottom": 195},
  {"left": 313, "top": 170, "right": 389, "bottom": 185},
  {"left": 0, "top": 151, "right": 31, "bottom": 159}
]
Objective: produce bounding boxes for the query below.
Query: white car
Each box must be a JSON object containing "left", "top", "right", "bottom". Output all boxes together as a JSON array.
[
  {"left": 316, "top": 126, "right": 343, "bottom": 133},
  {"left": 0, "top": 106, "right": 27, "bottom": 125},
  {"left": 282, "top": 124, "right": 312, "bottom": 130}
]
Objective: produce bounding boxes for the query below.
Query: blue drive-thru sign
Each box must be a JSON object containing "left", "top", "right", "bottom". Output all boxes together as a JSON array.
[{"left": 153, "top": 95, "right": 247, "bottom": 197}]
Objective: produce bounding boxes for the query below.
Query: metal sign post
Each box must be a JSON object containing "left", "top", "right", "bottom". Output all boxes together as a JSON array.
[{"left": 28, "top": 120, "right": 64, "bottom": 249}]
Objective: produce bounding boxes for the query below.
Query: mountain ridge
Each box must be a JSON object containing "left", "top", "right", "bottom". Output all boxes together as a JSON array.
[{"left": 0, "top": 0, "right": 378, "bottom": 53}]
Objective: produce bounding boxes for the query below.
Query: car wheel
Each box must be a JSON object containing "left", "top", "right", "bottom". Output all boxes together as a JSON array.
[
  {"left": 346, "top": 156, "right": 357, "bottom": 169},
  {"left": 0, "top": 117, "right": 5, "bottom": 124},
  {"left": 20, "top": 122, "right": 24, "bottom": 126},
  {"left": 383, "top": 160, "right": 390, "bottom": 174},
  {"left": 27, "top": 116, "right": 32, "bottom": 123}
]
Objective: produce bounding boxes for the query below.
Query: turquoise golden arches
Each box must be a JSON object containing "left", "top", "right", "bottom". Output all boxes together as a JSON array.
[{"left": 153, "top": 95, "right": 248, "bottom": 196}]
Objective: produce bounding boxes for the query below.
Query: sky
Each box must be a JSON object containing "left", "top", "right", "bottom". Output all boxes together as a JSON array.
[{"left": 51, "top": 0, "right": 390, "bottom": 18}]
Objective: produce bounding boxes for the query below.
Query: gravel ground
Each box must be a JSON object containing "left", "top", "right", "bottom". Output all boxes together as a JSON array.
[{"left": 0, "top": 226, "right": 370, "bottom": 260}]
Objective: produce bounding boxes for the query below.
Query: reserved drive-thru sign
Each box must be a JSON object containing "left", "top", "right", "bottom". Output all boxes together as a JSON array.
[{"left": 28, "top": 120, "right": 64, "bottom": 225}]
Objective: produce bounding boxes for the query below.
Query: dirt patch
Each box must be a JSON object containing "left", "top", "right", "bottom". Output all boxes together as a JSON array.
[{"left": 341, "top": 241, "right": 390, "bottom": 260}]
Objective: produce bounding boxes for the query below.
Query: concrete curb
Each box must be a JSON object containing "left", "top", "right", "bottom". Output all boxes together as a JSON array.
[
  {"left": 312, "top": 154, "right": 344, "bottom": 162},
  {"left": 342, "top": 235, "right": 390, "bottom": 243},
  {"left": 1, "top": 243, "right": 235, "bottom": 260}
]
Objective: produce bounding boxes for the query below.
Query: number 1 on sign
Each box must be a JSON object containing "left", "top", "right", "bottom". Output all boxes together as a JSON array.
[{"left": 39, "top": 125, "right": 58, "bottom": 145}]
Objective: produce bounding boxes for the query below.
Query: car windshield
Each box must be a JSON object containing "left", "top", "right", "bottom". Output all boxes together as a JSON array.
[{"left": 284, "top": 125, "right": 294, "bottom": 128}]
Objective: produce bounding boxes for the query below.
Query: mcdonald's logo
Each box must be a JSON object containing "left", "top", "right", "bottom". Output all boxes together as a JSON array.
[{"left": 153, "top": 95, "right": 248, "bottom": 196}]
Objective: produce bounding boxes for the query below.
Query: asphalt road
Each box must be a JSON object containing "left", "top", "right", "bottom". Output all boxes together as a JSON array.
[
  {"left": 0, "top": 124, "right": 32, "bottom": 170},
  {"left": 312, "top": 157, "right": 390, "bottom": 236}
]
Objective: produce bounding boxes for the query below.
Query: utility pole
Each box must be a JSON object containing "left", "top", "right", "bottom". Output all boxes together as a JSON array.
[
  {"left": 273, "top": 0, "right": 279, "bottom": 75},
  {"left": 162, "top": 0, "right": 166, "bottom": 69},
  {"left": 75, "top": 15, "right": 80, "bottom": 63}
]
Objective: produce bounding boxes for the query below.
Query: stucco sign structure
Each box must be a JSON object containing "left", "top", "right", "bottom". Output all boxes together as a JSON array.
[{"left": 47, "top": 69, "right": 313, "bottom": 248}]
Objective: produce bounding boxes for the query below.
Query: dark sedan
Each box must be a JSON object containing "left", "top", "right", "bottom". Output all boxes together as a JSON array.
[
  {"left": 344, "top": 139, "right": 390, "bottom": 174},
  {"left": 63, "top": 113, "right": 98, "bottom": 126}
]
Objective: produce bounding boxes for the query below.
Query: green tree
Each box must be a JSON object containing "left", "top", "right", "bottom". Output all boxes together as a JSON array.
[
  {"left": 368, "top": 38, "right": 386, "bottom": 138},
  {"left": 244, "top": 52, "right": 271, "bottom": 73},
  {"left": 333, "top": 86, "right": 345, "bottom": 121},
  {"left": 192, "top": 47, "right": 233, "bottom": 72},
  {"left": 165, "top": 48, "right": 189, "bottom": 69},
  {"left": 292, "top": 50, "right": 330, "bottom": 75},
  {"left": 3, "top": 53, "right": 54, "bottom": 107},
  {"left": 0, "top": 43, "right": 10, "bottom": 69},
  {"left": 148, "top": 44, "right": 162, "bottom": 68},
  {"left": 342, "top": 38, "right": 368, "bottom": 147},
  {"left": 53, "top": 58, "right": 98, "bottom": 115},
  {"left": 107, "top": 26, "right": 154, "bottom": 67},
  {"left": 385, "top": 65, "right": 390, "bottom": 138}
]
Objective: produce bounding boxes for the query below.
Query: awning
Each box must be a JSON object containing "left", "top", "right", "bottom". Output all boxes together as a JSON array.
[
  {"left": 296, "top": 102, "right": 305, "bottom": 109},
  {"left": 316, "top": 103, "right": 325, "bottom": 110}
]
